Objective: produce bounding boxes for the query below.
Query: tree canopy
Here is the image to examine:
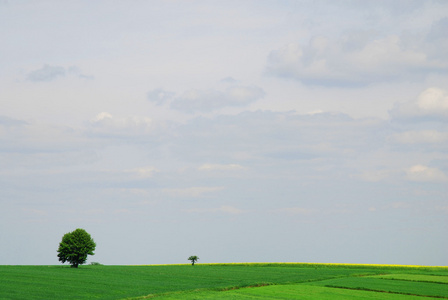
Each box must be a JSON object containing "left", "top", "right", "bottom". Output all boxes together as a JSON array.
[
  {"left": 57, "top": 228, "right": 96, "bottom": 268},
  {"left": 188, "top": 255, "right": 199, "bottom": 266}
]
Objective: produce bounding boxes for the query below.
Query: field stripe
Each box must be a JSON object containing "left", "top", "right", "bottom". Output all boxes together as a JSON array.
[
  {"left": 324, "top": 286, "right": 448, "bottom": 299},
  {"left": 368, "top": 274, "right": 448, "bottom": 284},
  {"left": 309, "top": 277, "right": 448, "bottom": 298},
  {"left": 150, "top": 284, "right": 435, "bottom": 299}
]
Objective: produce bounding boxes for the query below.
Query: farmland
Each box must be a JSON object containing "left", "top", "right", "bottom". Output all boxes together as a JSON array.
[{"left": 0, "top": 263, "right": 447, "bottom": 299}]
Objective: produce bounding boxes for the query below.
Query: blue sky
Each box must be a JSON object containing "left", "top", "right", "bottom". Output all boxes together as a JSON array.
[{"left": 0, "top": 0, "right": 447, "bottom": 266}]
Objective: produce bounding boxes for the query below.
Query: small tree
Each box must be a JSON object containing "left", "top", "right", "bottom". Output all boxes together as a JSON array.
[
  {"left": 57, "top": 228, "right": 96, "bottom": 268},
  {"left": 188, "top": 255, "right": 199, "bottom": 266}
]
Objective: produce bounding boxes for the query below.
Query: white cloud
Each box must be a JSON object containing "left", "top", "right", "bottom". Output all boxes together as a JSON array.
[
  {"left": 126, "top": 167, "right": 158, "bottom": 178},
  {"left": 113, "top": 209, "right": 131, "bottom": 215},
  {"left": 306, "top": 110, "right": 324, "bottom": 115},
  {"left": 391, "top": 130, "right": 448, "bottom": 144},
  {"left": 405, "top": 164, "right": 448, "bottom": 182},
  {"left": 389, "top": 202, "right": 410, "bottom": 209},
  {"left": 185, "top": 205, "right": 242, "bottom": 214},
  {"left": 0, "top": 118, "right": 91, "bottom": 155},
  {"left": 163, "top": 186, "right": 224, "bottom": 197},
  {"left": 436, "top": 206, "right": 448, "bottom": 214},
  {"left": 426, "top": 17, "right": 448, "bottom": 60},
  {"left": 220, "top": 77, "right": 239, "bottom": 84},
  {"left": 267, "top": 32, "right": 448, "bottom": 86},
  {"left": 147, "top": 88, "right": 175, "bottom": 105},
  {"left": 89, "top": 112, "right": 152, "bottom": 136},
  {"left": 198, "top": 163, "right": 244, "bottom": 171},
  {"left": 117, "top": 188, "right": 151, "bottom": 196},
  {"left": 177, "top": 110, "right": 383, "bottom": 162},
  {"left": 92, "top": 112, "right": 113, "bottom": 122},
  {"left": 146, "top": 83, "right": 264, "bottom": 113},
  {"left": 23, "top": 208, "right": 48, "bottom": 216},
  {"left": 417, "top": 88, "right": 448, "bottom": 111},
  {"left": 357, "top": 163, "right": 448, "bottom": 185},
  {"left": 84, "top": 209, "right": 105, "bottom": 215},
  {"left": 67, "top": 66, "right": 94, "bottom": 80},
  {"left": 356, "top": 169, "right": 397, "bottom": 182},
  {"left": 170, "top": 86, "right": 264, "bottom": 112},
  {"left": 391, "top": 87, "right": 448, "bottom": 120},
  {"left": 275, "top": 207, "right": 314, "bottom": 215},
  {"left": 219, "top": 205, "right": 242, "bottom": 214}
]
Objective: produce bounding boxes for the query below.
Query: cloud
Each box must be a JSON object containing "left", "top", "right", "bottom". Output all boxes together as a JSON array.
[
  {"left": 0, "top": 115, "right": 28, "bottom": 127},
  {"left": 27, "top": 64, "right": 66, "bottom": 82},
  {"left": 426, "top": 17, "right": 448, "bottom": 61},
  {"left": 198, "top": 163, "right": 244, "bottom": 171},
  {"left": 220, "top": 77, "right": 239, "bottom": 84},
  {"left": 84, "top": 209, "right": 105, "bottom": 215},
  {"left": 67, "top": 66, "right": 94, "bottom": 80},
  {"left": 146, "top": 79, "right": 264, "bottom": 112},
  {"left": 405, "top": 164, "right": 448, "bottom": 182},
  {"left": 0, "top": 117, "right": 93, "bottom": 155},
  {"left": 275, "top": 207, "right": 314, "bottom": 215},
  {"left": 389, "top": 202, "right": 411, "bottom": 209},
  {"left": 390, "top": 130, "right": 448, "bottom": 144},
  {"left": 147, "top": 88, "right": 175, "bottom": 105},
  {"left": 89, "top": 112, "right": 152, "bottom": 137},
  {"left": 437, "top": 206, "right": 448, "bottom": 214},
  {"left": 266, "top": 31, "right": 448, "bottom": 86},
  {"left": 26, "top": 64, "right": 93, "bottom": 82},
  {"left": 125, "top": 167, "right": 159, "bottom": 178},
  {"left": 163, "top": 186, "right": 224, "bottom": 197},
  {"left": 185, "top": 205, "right": 242, "bottom": 214},
  {"left": 170, "top": 86, "right": 265, "bottom": 112},
  {"left": 357, "top": 165, "right": 448, "bottom": 184},
  {"left": 23, "top": 208, "right": 48, "bottom": 216},
  {"left": 356, "top": 169, "right": 397, "bottom": 182},
  {"left": 92, "top": 112, "right": 113, "bottom": 122},
  {"left": 390, "top": 87, "right": 448, "bottom": 120},
  {"left": 175, "top": 110, "right": 383, "bottom": 163}
]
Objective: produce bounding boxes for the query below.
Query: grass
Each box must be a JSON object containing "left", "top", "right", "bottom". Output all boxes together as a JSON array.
[
  {"left": 309, "top": 276, "right": 448, "bottom": 298},
  {"left": 0, "top": 263, "right": 447, "bottom": 299},
  {"left": 156, "top": 284, "right": 433, "bottom": 299},
  {"left": 369, "top": 274, "right": 448, "bottom": 284}
]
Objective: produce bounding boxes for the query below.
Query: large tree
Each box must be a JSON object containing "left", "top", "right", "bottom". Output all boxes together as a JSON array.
[{"left": 57, "top": 228, "right": 96, "bottom": 268}]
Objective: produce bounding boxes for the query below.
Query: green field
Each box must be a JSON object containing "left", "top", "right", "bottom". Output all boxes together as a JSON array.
[
  {"left": 308, "top": 277, "right": 448, "bottom": 298},
  {"left": 369, "top": 273, "right": 448, "bottom": 284},
  {"left": 0, "top": 263, "right": 447, "bottom": 299}
]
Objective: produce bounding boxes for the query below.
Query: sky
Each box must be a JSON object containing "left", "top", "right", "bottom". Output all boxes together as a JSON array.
[{"left": 0, "top": 0, "right": 447, "bottom": 266}]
